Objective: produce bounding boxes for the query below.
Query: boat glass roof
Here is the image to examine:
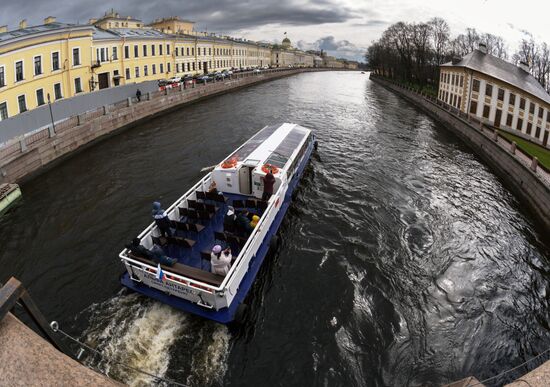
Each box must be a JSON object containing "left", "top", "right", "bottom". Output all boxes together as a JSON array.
[
  {"left": 264, "top": 127, "right": 308, "bottom": 168},
  {"left": 225, "top": 125, "right": 279, "bottom": 162}
]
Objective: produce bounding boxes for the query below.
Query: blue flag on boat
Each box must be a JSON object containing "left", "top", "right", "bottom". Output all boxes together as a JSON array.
[{"left": 156, "top": 263, "right": 166, "bottom": 281}]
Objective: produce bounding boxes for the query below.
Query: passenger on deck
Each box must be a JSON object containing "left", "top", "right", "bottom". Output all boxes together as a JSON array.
[
  {"left": 250, "top": 215, "right": 260, "bottom": 228},
  {"left": 125, "top": 238, "right": 177, "bottom": 266},
  {"left": 208, "top": 181, "right": 218, "bottom": 193},
  {"left": 150, "top": 243, "right": 177, "bottom": 266},
  {"left": 224, "top": 206, "right": 236, "bottom": 228},
  {"left": 210, "top": 245, "right": 232, "bottom": 276},
  {"left": 261, "top": 171, "right": 276, "bottom": 201},
  {"left": 125, "top": 238, "right": 154, "bottom": 260},
  {"left": 152, "top": 201, "right": 173, "bottom": 237},
  {"left": 236, "top": 210, "right": 253, "bottom": 234}
]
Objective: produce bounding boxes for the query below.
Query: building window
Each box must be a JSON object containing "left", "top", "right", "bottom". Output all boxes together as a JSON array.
[
  {"left": 192, "top": 47, "right": 194, "bottom": 56},
  {"left": 152, "top": 64, "right": 156, "bottom": 74},
  {"left": 15, "top": 61, "right": 24, "bottom": 82},
  {"left": 167, "top": 63, "right": 171, "bottom": 73},
  {"left": 74, "top": 78, "right": 82, "bottom": 93},
  {"left": 112, "top": 47, "right": 118, "bottom": 60},
  {"left": 469, "top": 101, "right": 477, "bottom": 114},
  {"left": 167, "top": 44, "right": 170, "bottom": 55},
  {"left": 520, "top": 98, "right": 525, "bottom": 110},
  {"left": 209, "top": 48, "right": 212, "bottom": 55},
  {"left": 529, "top": 102, "right": 535, "bottom": 114},
  {"left": 125, "top": 68, "right": 131, "bottom": 79},
  {"left": 134, "top": 45, "right": 139, "bottom": 58},
  {"left": 497, "top": 88, "right": 504, "bottom": 101},
  {"left": 52, "top": 52, "right": 60, "bottom": 71},
  {"left": 18, "top": 95, "right": 27, "bottom": 113},
  {"left": 472, "top": 79, "right": 480, "bottom": 92},
  {"left": 485, "top": 84, "right": 492, "bottom": 97},
  {"left": 483, "top": 105, "right": 490, "bottom": 118},
  {"left": 160, "top": 63, "right": 164, "bottom": 73},
  {"left": 526, "top": 122, "right": 532, "bottom": 135},
  {"left": 459, "top": 75, "right": 463, "bottom": 87},
  {"left": 143, "top": 45, "right": 147, "bottom": 57},
  {"left": 159, "top": 44, "right": 163, "bottom": 56},
  {"left": 0, "top": 66, "right": 5, "bottom": 87},
  {"left": 175, "top": 48, "right": 179, "bottom": 56},
  {"left": 506, "top": 114, "right": 513, "bottom": 127},
  {"left": 152, "top": 45, "right": 156, "bottom": 56},
  {"left": 457, "top": 96, "right": 462, "bottom": 108},
  {"left": 451, "top": 74, "right": 455, "bottom": 85},
  {"left": 509, "top": 93, "right": 516, "bottom": 106},
  {"left": 535, "top": 126, "right": 541, "bottom": 138},
  {"left": 0, "top": 102, "right": 7, "bottom": 120},
  {"left": 187, "top": 47, "right": 190, "bottom": 56},
  {"left": 36, "top": 89, "right": 45, "bottom": 106},
  {"left": 124, "top": 46, "right": 130, "bottom": 59},
  {"left": 73, "top": 48, "right": 81, "bottom": 66},
  {"left": 34, "top": 56, "right": 42, "bottom": 75},
  {"left": 54, "top": 83, "right": 62, "bottom": 100},
  {"left": 192, "top": 62, "right": 195, "bottom": 71},
  {"left": 144, "top": 65, "right": 148, "bottom": 76},
  {"left": 517, "top": 118, "right": 523, "bottom": 130},
  {"left": 135, "top": 66, "right": 140, "bottom": 78},
  {"left": 538, "top": 107, "right": 544, "bottom": 118}
]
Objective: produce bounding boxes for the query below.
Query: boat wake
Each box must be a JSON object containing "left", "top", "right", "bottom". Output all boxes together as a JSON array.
[{"left": 77, "top": 290, "right": 230, "bottom": 386}]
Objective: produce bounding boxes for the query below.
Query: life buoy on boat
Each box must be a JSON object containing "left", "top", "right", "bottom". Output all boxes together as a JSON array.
[
  {"left": 221, "top": 157, "right": 238, "bottom": 169},
  {"left": 261, "top": 164, "right": 279, "bottom": 174}
]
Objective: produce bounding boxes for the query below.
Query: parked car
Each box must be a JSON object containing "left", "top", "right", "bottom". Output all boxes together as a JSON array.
[
  {"left": 168, "top": 76, "right": 181, "bottom": 84},
  {"left": 224, "top": 70, "right": 233, "bottom": 75},
  {"left": 214, "top": 72, "right": 226, "bottom": 80},
  {"left": 196, "top": 75, "right": 213, "bottom": 83},
  {"left": 253, "top": 69, "right": 261, "bottom": 73}
]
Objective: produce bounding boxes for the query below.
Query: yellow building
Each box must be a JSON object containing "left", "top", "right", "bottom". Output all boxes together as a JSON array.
[
  {"left": 91, "top": 27, "right": 175, "bottom": 89},
  {"left": 0, "top": 18, "right": 94, "bottom": 120},
  {"left": 0, "top": 11, "right": 349, "bottom": 122},
  {"left": 439, "top": 43, "right": 550, "bottom": 148}
]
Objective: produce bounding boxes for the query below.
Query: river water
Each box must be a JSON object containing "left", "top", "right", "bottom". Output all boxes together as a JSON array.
[{"left": 1, "top": 72, "right": 549, "bottom": 386}]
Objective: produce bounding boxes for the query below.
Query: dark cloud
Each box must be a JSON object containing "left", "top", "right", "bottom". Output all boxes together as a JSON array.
[
  {"left": 297, "top": 35, "right": 366, "bottom": 61},
  {"left": 0, "top": 0, "right": 358, "bottom": 31},
  {"left": 351, "top": 20, "right": 389, "bottom": 27}
]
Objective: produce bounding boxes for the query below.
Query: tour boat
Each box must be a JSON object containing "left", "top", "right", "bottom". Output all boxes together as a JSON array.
[
  {"left": 0, "top": 183, "right": 22, "bottom": 215},
  {"left": 119, "top": 123, "right": 316, "bottom": 324}
]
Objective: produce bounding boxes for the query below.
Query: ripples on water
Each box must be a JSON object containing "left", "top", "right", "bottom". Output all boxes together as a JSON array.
[{"left": 0, "top": 72, "right": 549, "bottom": 386}]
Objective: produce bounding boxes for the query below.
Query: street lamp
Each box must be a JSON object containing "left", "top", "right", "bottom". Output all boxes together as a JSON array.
[{"left": 47, "top": 93, "right": 55, "bottom": 134}]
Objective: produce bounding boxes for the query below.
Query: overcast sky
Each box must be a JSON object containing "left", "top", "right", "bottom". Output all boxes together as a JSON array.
[{"left": 1, "top": 0, "right": 549, "bottom": 62}]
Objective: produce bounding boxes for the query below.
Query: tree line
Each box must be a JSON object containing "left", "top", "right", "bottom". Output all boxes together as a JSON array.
[{"left": 366, "top": 18, "right": 550, "bottom": 92}]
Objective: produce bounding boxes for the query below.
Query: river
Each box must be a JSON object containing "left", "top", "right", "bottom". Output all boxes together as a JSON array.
[{"left": 1, "top": 71, "right": 549, "bottom": 386}]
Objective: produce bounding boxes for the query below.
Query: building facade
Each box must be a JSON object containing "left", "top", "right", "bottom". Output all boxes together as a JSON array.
[
  {"left": 438, "top": 44, "right": 550, "bottom": 148},
  {"left": 0, "top": 13, "right": 352, "bottom": 122}
]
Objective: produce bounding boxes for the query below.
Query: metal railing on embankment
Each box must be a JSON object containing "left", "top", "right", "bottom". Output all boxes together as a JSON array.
[
  {"left": 370, "top": 74, "right": 550, "bottom": 188},
  {"left": 0, "top": 67, "right": 325, "bottom": 183}
]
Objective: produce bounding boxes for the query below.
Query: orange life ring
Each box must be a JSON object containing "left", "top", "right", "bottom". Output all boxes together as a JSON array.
[
  {"left": 221, "top": 157, "right": 238, "bottom": 169},
  {"left": 261, "top": 164, "right": 279, "bottom": 174}
]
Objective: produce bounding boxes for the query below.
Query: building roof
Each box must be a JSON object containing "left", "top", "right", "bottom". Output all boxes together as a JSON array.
[
  {"left": 0, "top": 22, "right": 92, "bottom": 44},
  {"left": 442, "top": 49, "right": 550, "bottom": 104},
  {"left": 106, "top": 28, "right": 169, "bottom": 39}
]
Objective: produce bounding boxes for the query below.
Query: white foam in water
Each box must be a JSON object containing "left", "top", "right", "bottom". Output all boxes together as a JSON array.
[{"left": 79, "top": 291, "right": 231, "bottom": 386}]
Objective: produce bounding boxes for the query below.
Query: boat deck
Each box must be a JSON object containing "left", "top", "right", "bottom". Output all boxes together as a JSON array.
[{"left": 158, "top": 192, "right": 268, "bottom": 273}]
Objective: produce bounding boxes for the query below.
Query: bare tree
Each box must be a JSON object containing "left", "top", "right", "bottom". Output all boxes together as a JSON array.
[{"left": 429, "top": 17, "right": 450, "bottom": 65}]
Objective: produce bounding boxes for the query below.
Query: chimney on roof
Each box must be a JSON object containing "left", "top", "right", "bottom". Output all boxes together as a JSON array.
[
  {"left": 0, "top": 25, "right": 7, "bottom": 33},
  {"left": 44, "top": 16, "right": 56, "bottom": 25},
  {"left": 519, "top": 60, "right": 530, "bottom": 73},
  {"left": 19, "top": 19, "right": 27, "bottom": 29},
  {"left": 478, "top": 43, "right": 487, "bottom": 54}
]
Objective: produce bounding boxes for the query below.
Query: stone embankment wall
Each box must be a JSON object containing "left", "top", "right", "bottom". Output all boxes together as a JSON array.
[
  {"left": 370, "top": 74, "right": 550, "bottom": 232},
  {"left": 0, "top": 68, "right": 329, "bottom": 184}
]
